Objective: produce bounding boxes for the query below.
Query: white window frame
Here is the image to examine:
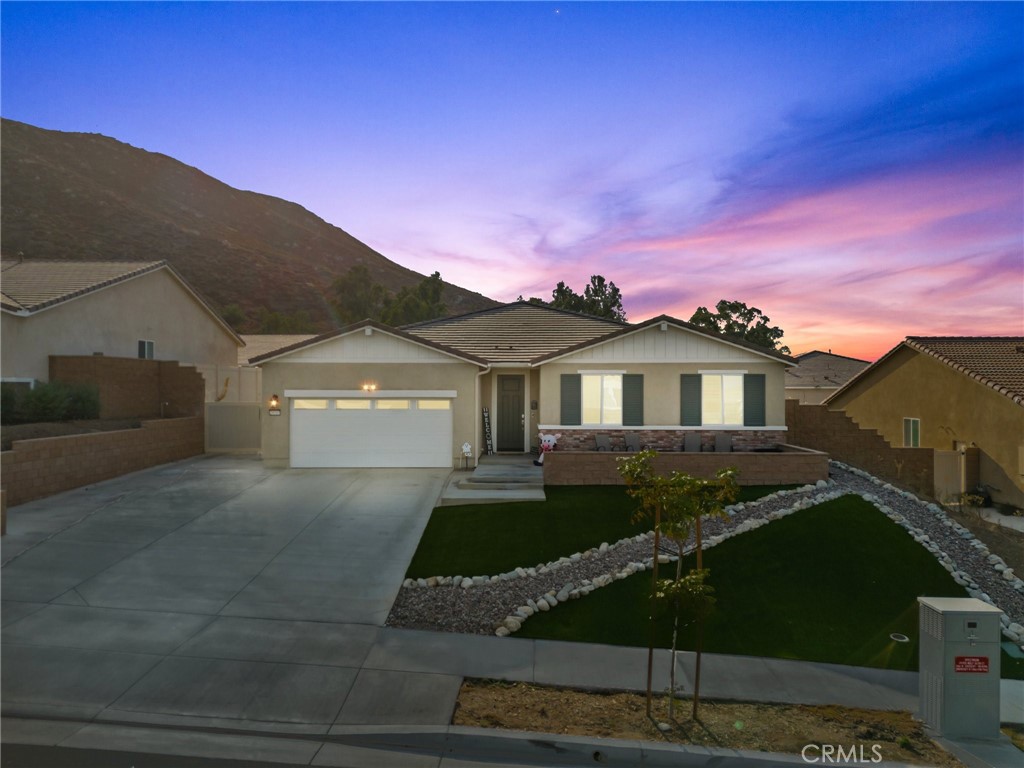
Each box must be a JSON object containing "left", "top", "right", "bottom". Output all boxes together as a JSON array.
[
  {"left": 700, "top": 372, "right": 744, "bottom": 426},
  {"left": 581, "top": 373, "right": 623, "bottom": 426},
  {"left": 138, "top": 339, "right": 155, "bottom": 360},
  {"left": 903, "top": 417, "right": 920, "bottom": 448}
]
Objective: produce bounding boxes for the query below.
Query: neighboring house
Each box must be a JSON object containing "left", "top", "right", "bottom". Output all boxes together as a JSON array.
[
  {"left": 825, "top": 337, "right": 1024, "bottom": 509},
  {"left": 251, "top": 302, "right": 794, "bottom": 468},
  {"left": 1, "top": 259, "right": 242, "bottom": 385},
  {"left": 785, "top": 350, "right": 869, "bottom": 404}
]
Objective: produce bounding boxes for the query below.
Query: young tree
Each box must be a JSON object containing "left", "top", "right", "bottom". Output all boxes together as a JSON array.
[
  {"left": 381, "top": 271, "right": 447, "bottom": 325},
  {"left": 618, "top": 451, "right": 737, "bottom": 721},
  {"left": 689, "top": 300, "right": 791, "bottom": 355}
]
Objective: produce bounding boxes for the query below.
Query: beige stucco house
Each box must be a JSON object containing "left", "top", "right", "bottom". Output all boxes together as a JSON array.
[
  {"left": 1, "top": 259, "right": 242, "bottom": 385},
  {"left": 785, "top": 350, "right": 869, "bottom": 404},
  {"left": 825, "top": 337, "right": 1024, "bottom": 509},
  {"left": 251, "top": 302, "right": 795, "bottom": 468}
]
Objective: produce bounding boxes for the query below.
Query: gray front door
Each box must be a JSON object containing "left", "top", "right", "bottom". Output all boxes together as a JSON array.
[{"left": 497, "top": 375, "right": 524, "bottom": 451}]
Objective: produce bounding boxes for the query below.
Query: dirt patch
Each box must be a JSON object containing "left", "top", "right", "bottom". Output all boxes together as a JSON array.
[
  {"left": 2, "top": 419, "right": 141, "bottom": 451},
  {"left": 947, "top": 507, "right": 1024, "bottom": 576},
  {"left": 453, "top": 680, "right": 974, "bottom": 767}
]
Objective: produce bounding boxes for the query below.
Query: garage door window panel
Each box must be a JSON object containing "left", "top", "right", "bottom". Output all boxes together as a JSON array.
[
  {"left": 335, "top": 399, "right": 370, "bottom": 410},
  {"left": 418, "top": 399, "right": 451, "bottom": 410},
  {"left": 377, "top": 400, "right": 410, "bottom": 410},
  {"left": 294, "top": 399, "right": 329, "bottom": 410}
]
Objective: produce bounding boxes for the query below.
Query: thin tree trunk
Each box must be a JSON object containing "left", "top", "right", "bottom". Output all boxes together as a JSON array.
[
  {"left": 645, "top": 504, "right": 661, "bottom": 718},
  {"left": 692, "top": 515, "right": 703, "bottom": 721},
  {"left": 668, "top": 544, "right": 683, "bottom": 720}
]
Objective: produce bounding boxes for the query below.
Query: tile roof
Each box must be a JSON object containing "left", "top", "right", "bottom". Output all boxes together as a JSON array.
[
  {"left": 0, "top": 259, "right": 165, "bottom": 312},
  {"left": 785, "top": 350, "right": 869, "bottom": 389},
  {"left": 247, "top": 319, "right": 490, "bottom": 366},
  {"left": 404, "top": 301, "right": 626, "bottom": 364},
  {"left": 240, "top": 334, "right": 318, "bottom": 365},
  {"left": 905, "top": 337, "right": 1024, "bottom": 405}
]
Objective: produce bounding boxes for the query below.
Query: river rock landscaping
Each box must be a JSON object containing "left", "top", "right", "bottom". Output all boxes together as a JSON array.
[{"left": 387, "top": 461, "right": 1024, "bottom": 646}]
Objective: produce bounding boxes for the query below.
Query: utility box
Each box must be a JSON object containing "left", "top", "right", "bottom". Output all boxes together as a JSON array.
[{"left": 918, "top": 596, "right": 1003, "bottom": 738}]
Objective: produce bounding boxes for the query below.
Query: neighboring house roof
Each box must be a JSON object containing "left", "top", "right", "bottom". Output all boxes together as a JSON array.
[
  {"left": 240, "top": 334, "right": 317, "bottom": 365},
  {"left": 0, "top": 258, "right": 244, "bottom": 346},
  {"left": 825, "top": 336, "right": 1024, "bottom": 407},
  {"left": 529, "top": 314, "right": 797, "bottom": 365},
  {"left": 0, "top": 259, "right": 165, "bottom": 312},
  {"left": 404, "top": 301, "right": 626, "bottom": 364},
  {"left": 247, "top": 319, "right": 490, "bottom": 366},
  {"left": 785, "top": 350, "right": 869, "bottom": 389}
]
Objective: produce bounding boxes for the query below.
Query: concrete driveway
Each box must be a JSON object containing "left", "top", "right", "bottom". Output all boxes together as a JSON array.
[{"left": 1, "top": 455, "right": 452, "bottom": 726}]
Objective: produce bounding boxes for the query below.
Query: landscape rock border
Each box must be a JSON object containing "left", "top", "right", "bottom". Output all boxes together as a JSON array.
[{"left": 389, "top": 464, "right": 1024, "bottom": 645}]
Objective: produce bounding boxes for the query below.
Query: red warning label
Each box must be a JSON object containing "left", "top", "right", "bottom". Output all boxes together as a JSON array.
[{"left": 954, "top": 656, "right": 989, "bottom": 673}]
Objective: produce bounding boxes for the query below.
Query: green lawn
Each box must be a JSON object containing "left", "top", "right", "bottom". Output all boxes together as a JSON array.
[
  {"left": 517, "top": 494, "right": 1024, "bottom": 678},
  {"left": 406, "top": 484, "right": 796, "bottom": 578}
]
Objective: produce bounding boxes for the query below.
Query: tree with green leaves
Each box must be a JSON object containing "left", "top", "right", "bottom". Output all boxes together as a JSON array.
[
  {"left": 331, "top": 265, "right": 389, "bottom": 325},
  {"left": 256, "top": 308, "right": 315, "bottom": 333},
  {"left": 331, "top": 267, "right": 447, "bottom": 326},
  {"left": 548, "top": 275, "right": 627, "bottom": 321},
  {"left": 689, "top": 300, "right": 791, "bottom": 355},
  {"left": 618, "top": 450, "right": 737, "bottom": 722}
]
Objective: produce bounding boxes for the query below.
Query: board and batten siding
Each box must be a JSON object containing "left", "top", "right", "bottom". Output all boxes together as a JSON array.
[
  {"left": 272, "top": 329, "right": 462, "bottom": 364},
  {"left": 552, "top": 324, "right": 771, "bottom": 364}
]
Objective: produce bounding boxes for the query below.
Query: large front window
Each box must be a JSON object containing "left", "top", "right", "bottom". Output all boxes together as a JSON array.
[
  {"left": 702, "top": 374, "right": 743, "bottom": 425},
  {"left": 582, "top": 374, "right": 622, "bottom": 425}
]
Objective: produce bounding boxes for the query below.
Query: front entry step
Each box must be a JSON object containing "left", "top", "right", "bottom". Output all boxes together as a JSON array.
[{"left": 437, "top": 457, "right": 545, "bottom": 506}]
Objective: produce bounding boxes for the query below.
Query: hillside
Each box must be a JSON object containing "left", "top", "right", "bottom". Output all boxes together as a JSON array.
[{"left": 0, "top": 119, "right": 497, "bottom": 331}]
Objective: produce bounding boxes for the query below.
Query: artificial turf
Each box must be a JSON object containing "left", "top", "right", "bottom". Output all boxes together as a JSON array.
[
  {"left": 406, "top": 484, "right": 796, "bottom": 578},
  {"left": 515, "top": 494, "right": 998, "bottom": 674}
]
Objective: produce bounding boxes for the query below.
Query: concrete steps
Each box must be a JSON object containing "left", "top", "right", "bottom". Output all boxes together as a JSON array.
[{"left": 437, "top": 456, "right": 545, "bottom": 506}]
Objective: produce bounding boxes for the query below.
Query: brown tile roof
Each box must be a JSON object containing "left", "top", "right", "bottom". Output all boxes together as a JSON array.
[
  {"left": 404, "top": 302, "right": 627, "bottom": 364},
  {"left": 0, "top": 258, "right": 243, "bottom": 345},
  {"left": 785, "top": 350, "right": 870, "bottom": 389},
  {"left": 0, "top": 259, "right": 165, "bottom": 312},
  {"left": 248, "top": 319, "right": 490, "bottom": 366},
  {"left": 240, "top": 334, "right": 318, "bottom": 365},
  {"left": 530, "top": 314, "right": 796, "bottom": 365},
  {"left": 905, "top": 337, "right": 1024, "bottom": 405}
]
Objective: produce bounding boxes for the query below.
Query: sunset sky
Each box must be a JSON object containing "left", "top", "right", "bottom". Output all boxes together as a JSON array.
[{"left": 2, "top": 2, "right": 1021, "bottom": 360}]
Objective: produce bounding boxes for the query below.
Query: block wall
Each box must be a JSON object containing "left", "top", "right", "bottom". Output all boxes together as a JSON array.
[
  {"left": 785, "top": 399, "right": 935, "bottom": 496},
  {"left": 0, "top": 417, "right": 203, "bottom": 506}
]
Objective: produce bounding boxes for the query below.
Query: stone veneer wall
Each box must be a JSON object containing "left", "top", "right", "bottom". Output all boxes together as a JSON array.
[
  {"left": 49, "top": 356, "right": 205, "bottom": 420},
  {"left": 551, "top": 428, "right": 784, "bottom": 452},
  {"left": 543, "top": 446, "right": 828, "bottom": 486},
  {"left": 0, "top": 417, "right": 203, "bottom": 507},
  {"left": 785, "top": 399, "right": 935, "bottom": 497}
]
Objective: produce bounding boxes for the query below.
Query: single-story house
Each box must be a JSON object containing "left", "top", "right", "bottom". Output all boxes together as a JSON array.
[
  {"left": 251, "top": 301, "right": 795, "bottom": 468},
  {"left": 1, "top": 259, "right": 242, "bottom": 385},
  {"left": 825, "top": 337, "right": 1024, "bottom": 509},
  {"left": 785, "top": 350, "right": 869, "bottom": 404}
]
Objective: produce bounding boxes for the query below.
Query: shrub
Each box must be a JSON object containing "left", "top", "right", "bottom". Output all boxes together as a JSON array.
[
  {"left": 65, "top": 383, "right": 100, "bottom": 420},
  {"left": 16, "top": 381, "right": 101, "bottom": 423},
  {"left": 1, "top": 382, "right": 20, "bottom": 425}
]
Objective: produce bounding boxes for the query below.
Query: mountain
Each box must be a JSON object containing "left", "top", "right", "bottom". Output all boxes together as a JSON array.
[{"left": 0, "top": 118, "right": 497, "bottom": 331}]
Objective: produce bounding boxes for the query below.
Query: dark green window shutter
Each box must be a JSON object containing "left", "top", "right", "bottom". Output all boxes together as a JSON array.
[
  {"left": 622, "top": 374, "right": 644, "bottom": 426},
  {"left": 743, "top": 374, "right": 766, "bottom": 427},
  {"left": 560, "top": 374, "right": 581, "bottom": 425},
  {"left": 680, "top": 374, "right": 701, "bottom": 426}
]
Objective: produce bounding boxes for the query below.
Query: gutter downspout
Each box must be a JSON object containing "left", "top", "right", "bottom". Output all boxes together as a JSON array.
[{"left": 475, "top": 365, "right": 491, "bottom": 468}]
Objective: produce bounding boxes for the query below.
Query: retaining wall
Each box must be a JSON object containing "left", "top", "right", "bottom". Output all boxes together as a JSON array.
[
  {"left": 0, "top": 417, "right": 203, "bottom": 506},
  {"left": 785, "top": 399, "right": 934, "bottom": 497},
  {"left": 49, "top": 356, "right": 204, "bottom": 419},
  {"left": 543, "top": 445, "right": 828, "bottom": 486}
]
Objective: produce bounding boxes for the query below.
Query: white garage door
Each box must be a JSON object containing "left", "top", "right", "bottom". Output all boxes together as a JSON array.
[{"left": 290, "top": 397, "right": 453, "bottom": 468}]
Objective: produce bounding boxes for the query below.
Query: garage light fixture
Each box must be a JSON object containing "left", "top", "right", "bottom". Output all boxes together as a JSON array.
[
  {"left": 269, "top": 394, "right": 280, "bottom": 409},
  {"left": 361, "top": 382, "right": 378, "bottom": 392}
]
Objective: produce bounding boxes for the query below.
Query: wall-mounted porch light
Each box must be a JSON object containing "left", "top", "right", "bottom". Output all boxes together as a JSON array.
[
  {"left": 361, "top": 382, "right": 378, "bottom": 392},
  {"left": 268, "top": 394, "right": 281, "bottom": 416}
]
